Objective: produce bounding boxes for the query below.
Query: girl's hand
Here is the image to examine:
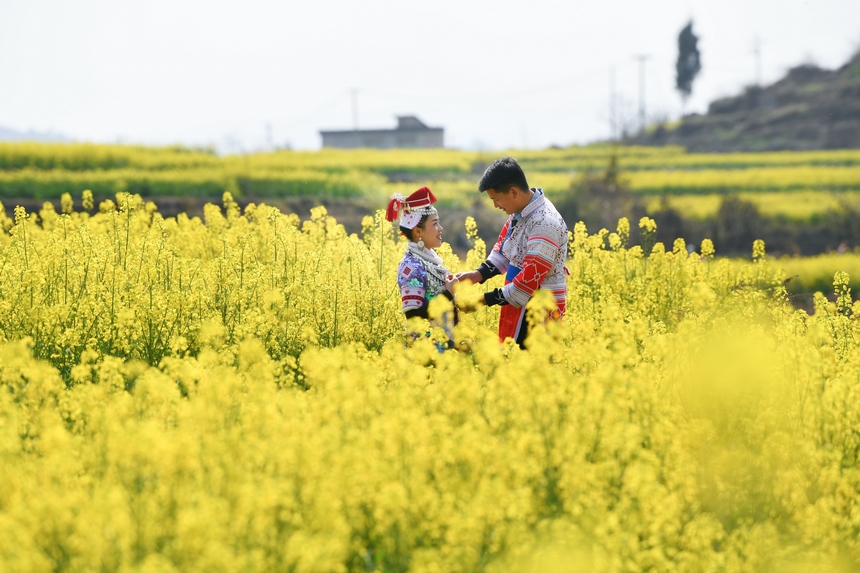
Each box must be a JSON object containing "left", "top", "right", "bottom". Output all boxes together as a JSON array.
[
  {"left": 454, "top": 270, "right": 482, "bottom": 285},
  {"left": 444, "top": 274, "right": 459, "bottom": 293}
]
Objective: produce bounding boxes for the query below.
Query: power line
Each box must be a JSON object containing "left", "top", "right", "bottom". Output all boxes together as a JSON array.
[{"left": 358, "top": 61, "right": 634, "bottom": 106}]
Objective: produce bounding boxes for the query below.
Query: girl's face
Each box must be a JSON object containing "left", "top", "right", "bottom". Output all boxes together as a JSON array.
[{"left": 416, "top": 214, "right": 443, "bottom": 249}]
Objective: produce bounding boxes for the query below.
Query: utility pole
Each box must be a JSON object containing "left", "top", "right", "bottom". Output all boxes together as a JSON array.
[
  {"left": 351, "top": 89, "right": 359, "bottom": 131},
  {"left": 350, "top": 89, "right": 360, "bottom": 147},
  {"left": 265, "top": 122, "right": 273, "bottom": 151},
  {"left": 634, "top": 55, "right": 650, "bottom": 133},
  {"left": 753, "top": 35, "right": 763, "bottom": 86},
  {"left": 609, "top": 66, "right": 617, "bottom": 140}
]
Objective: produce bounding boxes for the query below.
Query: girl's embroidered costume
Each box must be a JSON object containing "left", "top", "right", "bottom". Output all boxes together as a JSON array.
[{"left": 386, "top": 187, "right": 457, "bottom": 341}]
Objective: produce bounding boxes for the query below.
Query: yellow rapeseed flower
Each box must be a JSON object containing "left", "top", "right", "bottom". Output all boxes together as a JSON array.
[
  {"left": 753, "top": 239, "right": 766, "bottom": 260},
  {"left": 82, "top": 189, "right": 94, "bottom": 210},
  {"left": 638, "top": 216, "right": 657, "bottom": 234}
]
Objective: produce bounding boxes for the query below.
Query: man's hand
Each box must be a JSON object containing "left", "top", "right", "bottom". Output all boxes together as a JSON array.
[
  {"left": 454, "top": 294, "right": 485, "bottom": 313},
  {"left": 454, "top": 270, "right": 482, "bottom": 285}
]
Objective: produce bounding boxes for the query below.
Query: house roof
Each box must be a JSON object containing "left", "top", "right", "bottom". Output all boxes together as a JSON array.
[{"left": 320, "top": 115, "right": 441, "bottom": 135}]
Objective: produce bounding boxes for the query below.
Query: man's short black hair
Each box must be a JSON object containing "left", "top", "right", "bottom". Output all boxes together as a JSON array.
[{"left": 478, "top": 156, "right": 529, "bottom": 193}]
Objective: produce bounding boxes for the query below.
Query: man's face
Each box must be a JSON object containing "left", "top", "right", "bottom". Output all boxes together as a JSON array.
[{"left": 485, "top": 188, "right": 518, "bottom": 215}]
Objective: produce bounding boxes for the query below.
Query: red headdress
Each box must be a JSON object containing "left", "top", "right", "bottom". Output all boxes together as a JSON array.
[{"left": 385, "top": 186, "right": 438, "bottom": 229}]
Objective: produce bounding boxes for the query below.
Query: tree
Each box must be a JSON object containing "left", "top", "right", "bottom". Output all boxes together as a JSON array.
[
  {"left": 676, "top": 21, "right": 702, "bottom": 114},
  {"left": 554, "top": 149, "right": 635, "bottom": 233}
]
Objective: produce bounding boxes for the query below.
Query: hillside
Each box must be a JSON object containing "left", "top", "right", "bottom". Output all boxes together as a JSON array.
[{"left": 629, "top": 52, "right": 860, "bottom": 151}]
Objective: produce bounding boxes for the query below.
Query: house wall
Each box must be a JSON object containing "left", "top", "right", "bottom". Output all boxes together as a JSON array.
[{"left": 321, "top": 129, "right": 443, "bottom": 149}]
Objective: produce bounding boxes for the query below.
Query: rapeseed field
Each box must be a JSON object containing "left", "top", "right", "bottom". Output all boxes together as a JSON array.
[{"left": 2, "top": 191, "right": 860, "bottom": 571}]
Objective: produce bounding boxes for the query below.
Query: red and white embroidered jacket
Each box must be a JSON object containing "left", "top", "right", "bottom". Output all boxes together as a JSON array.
[{"left": 487, "top": 189, "right": 568, "bottom": 308}]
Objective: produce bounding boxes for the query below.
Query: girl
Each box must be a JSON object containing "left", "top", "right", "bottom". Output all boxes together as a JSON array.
[{"left": 385, "top": 187, "right": 458, "bottom": 340}]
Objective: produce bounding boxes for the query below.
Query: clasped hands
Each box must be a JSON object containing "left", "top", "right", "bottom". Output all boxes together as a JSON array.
[{"left": 444, "top": 271, "right": 485, "bottom": 313}]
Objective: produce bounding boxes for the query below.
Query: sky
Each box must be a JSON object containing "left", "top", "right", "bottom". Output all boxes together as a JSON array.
[{"left": 1, "top": 0, "right": 858, "bottom": 152}]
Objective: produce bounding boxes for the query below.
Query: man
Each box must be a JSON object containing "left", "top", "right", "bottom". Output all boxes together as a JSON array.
[{"left": 456, "top": 156, "right": 568, "bottom": 347}]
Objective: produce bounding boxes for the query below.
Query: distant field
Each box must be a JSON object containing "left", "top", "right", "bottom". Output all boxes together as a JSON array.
[
  {"left": 2, "top": 142, "right": 860, "bottom": 226},
  {"left": 645, "top": 190, "right": 860, "bottom": 222},
  {"left": 770, "top": 252, "right": 860, "bottom": 295}
]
